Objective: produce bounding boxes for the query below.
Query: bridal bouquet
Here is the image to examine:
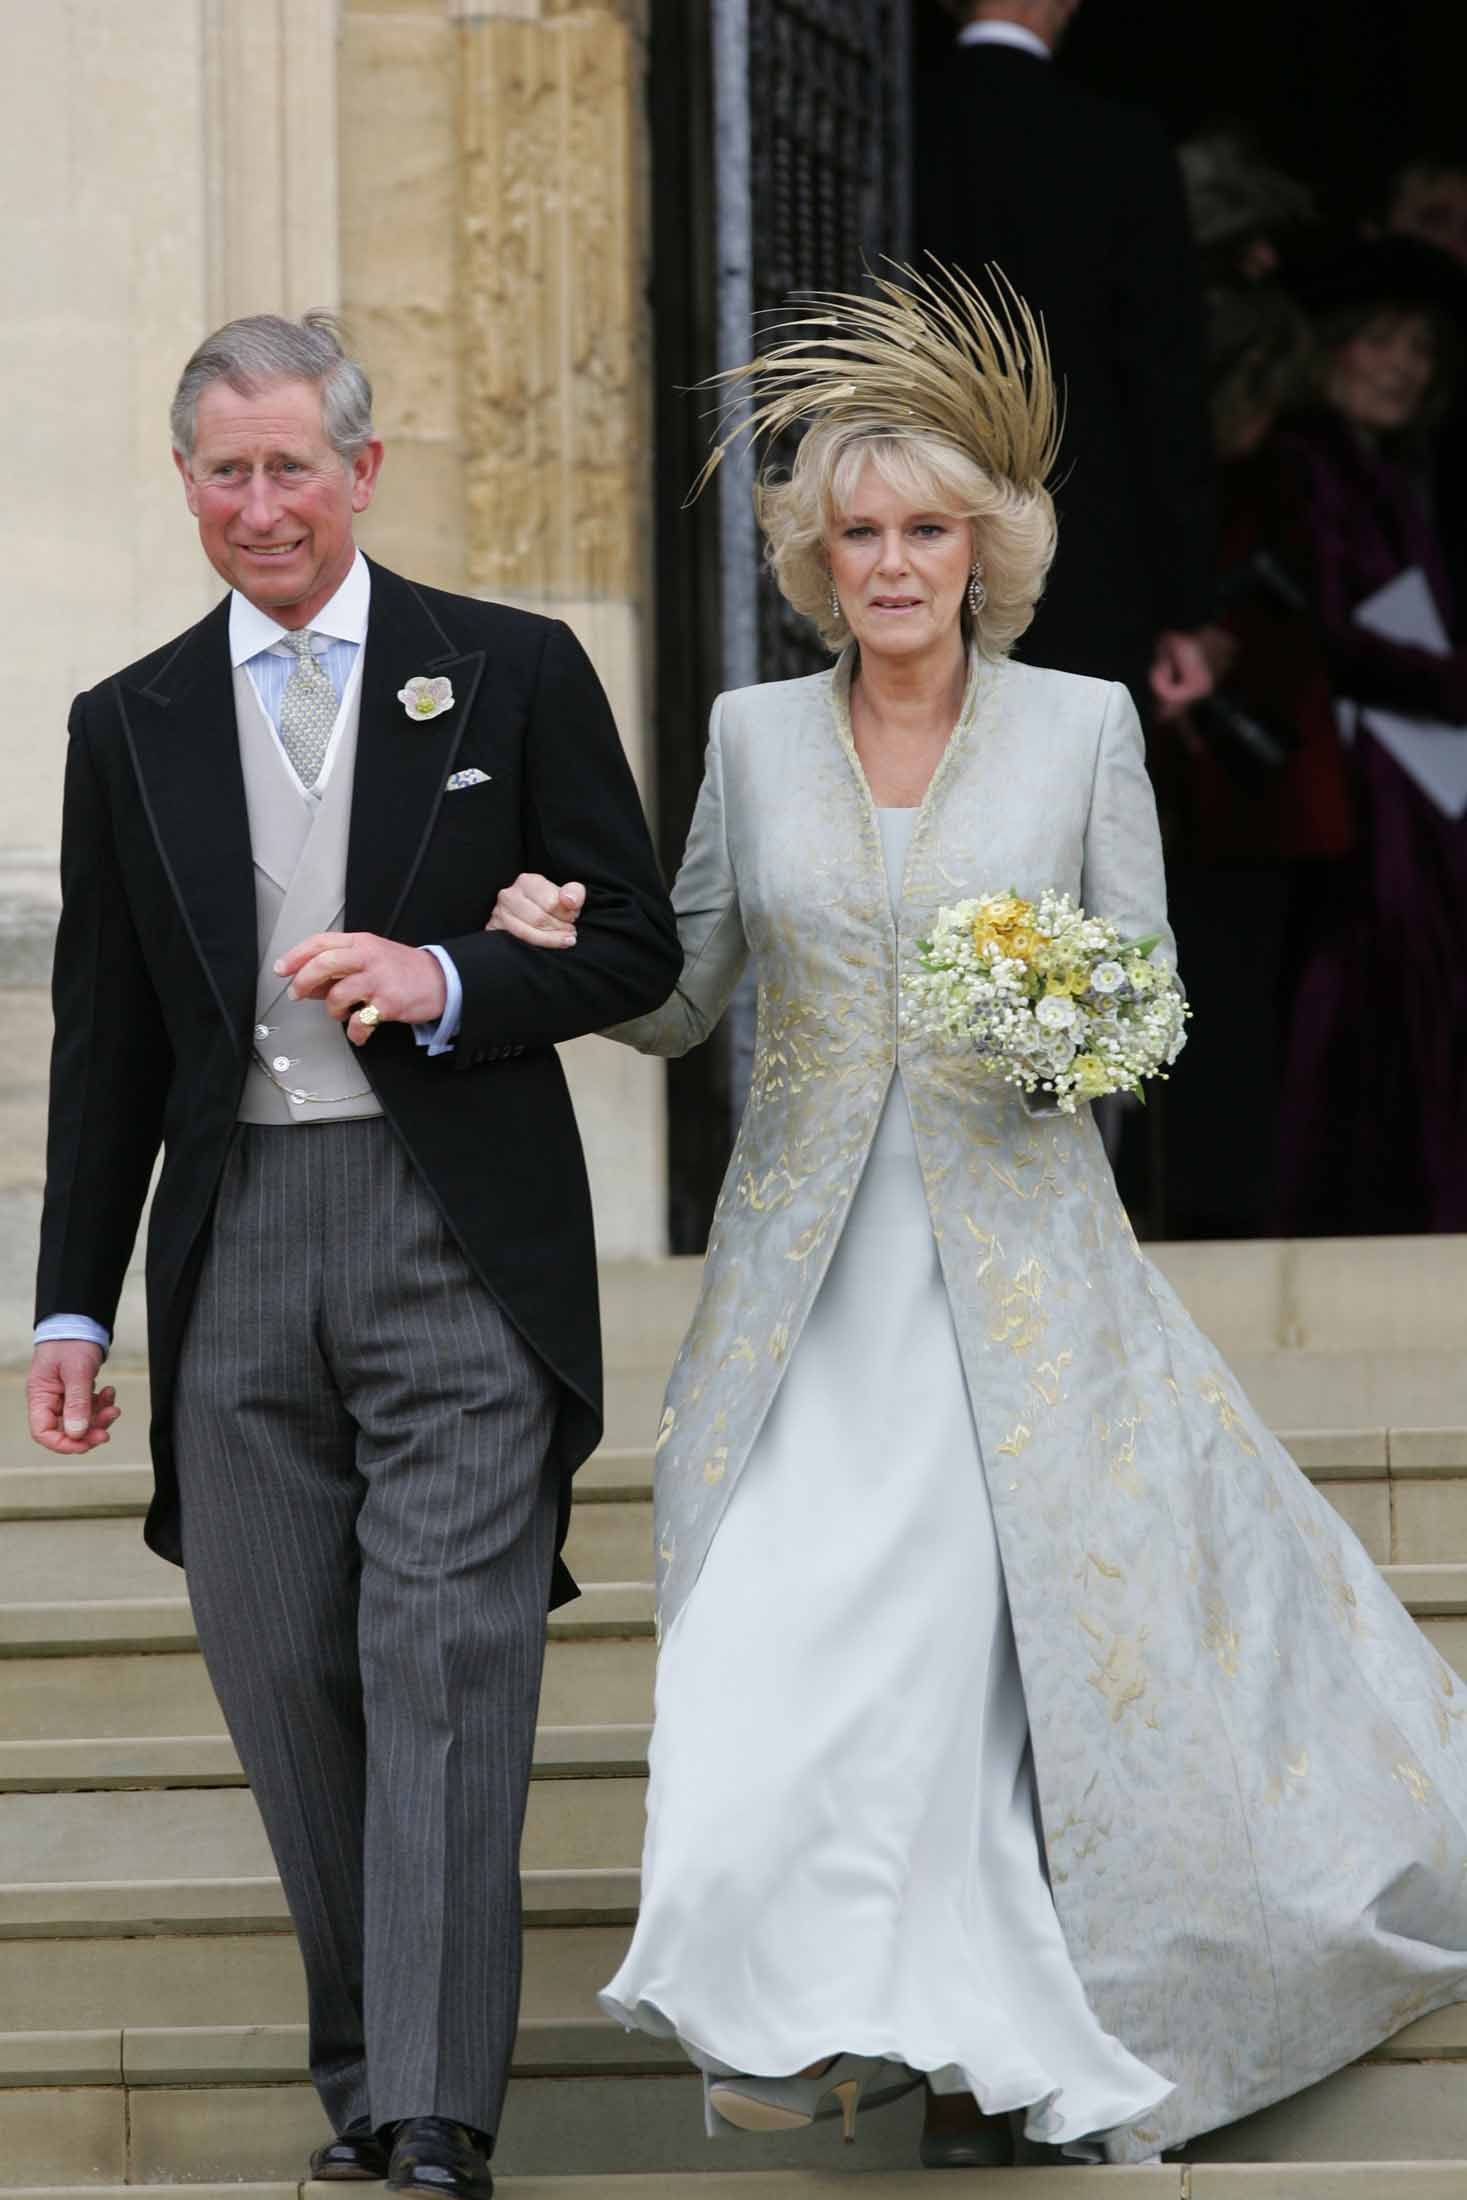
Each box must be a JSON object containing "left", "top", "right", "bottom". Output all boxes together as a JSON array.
[{"left": 906, "top": 890, "right": 1189, "bottom": 1113}]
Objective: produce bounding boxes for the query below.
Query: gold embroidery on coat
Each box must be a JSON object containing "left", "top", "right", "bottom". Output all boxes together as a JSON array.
[
  {"left": 1030, "top": 1353, "right": 1071, "bottom": 1404},
  {"left": 1202, "top": 1597, "right": 1241, "bottom": 1677},
  {"left": 1395, "top": 1760, "right": 1431, "bottom": 1808},
  {"left": 1078, "top": 1550, "right": 1124, "bottom": 1589},
  {"left": 962, "top": 1215, "right": 1002, "bottom": 1279},
  {"left": 1081, "top": 1619, "right": 1152, "bottom": 1724},
  {"left": 1199, "top": 1370, "right": 1260, "bottom": 1455},
  {"left": 1434, "top": 1664, "right": 1467, "bottom": 1746},
  {"left": 998, "top": 1422, "right": 1033, "bottom": 1458},
  {"left": 1320, "top": 1548, "right": 1367, "bottom": 1635},
  {"left": 1098, "top": 1409, "right": 1147, "bottom": 1496}
]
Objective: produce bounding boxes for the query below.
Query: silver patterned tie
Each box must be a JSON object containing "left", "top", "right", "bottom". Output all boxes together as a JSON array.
[{"left": 277, "top": 629, "right": 339, "bottom": 790}]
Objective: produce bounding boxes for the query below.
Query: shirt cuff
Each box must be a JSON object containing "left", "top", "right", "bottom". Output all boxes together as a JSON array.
[
  {"left": 414, "top": 945, "right": 462, "bottom": 1056},
  {"left": 35, "top": 1315, "right": 112, "bottom": 1358}
]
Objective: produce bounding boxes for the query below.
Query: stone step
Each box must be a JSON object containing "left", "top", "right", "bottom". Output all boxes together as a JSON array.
[
  {"left": 0, "top": 1502, "right": 656, "bottom": 1606},
  {"left": 0, "top": 1448, "right": 658, "bottom": 1521},
  {"left": 0, "top": 1866, "right": 640, "bottom": 1937},
  {"left": 0, "top": 1580, "right": 655, "bottom": 1660},
  {"left": 0, "top": 1781, "right": 645, "bottom": 1900},
  {"left": 0, "top": 1919, "right": 633, "bottom": 2032},
  {"left": 0, "top": 1721, "right": 650, "bottom": 1793},
  {"left": 0, "top": 1637, "right": 657, "bottom": 1743},
  {"left": 6, "top": 2061, "right": 1467, "bottom": 2183},
  {"left": 0, "top": 2016, "right": 687, "bottom": 2089}
]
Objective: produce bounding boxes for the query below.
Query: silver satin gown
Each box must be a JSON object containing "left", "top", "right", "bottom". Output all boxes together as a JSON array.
[{"left": 601, "top": 807, "right": 1172, "bottom": 2153}]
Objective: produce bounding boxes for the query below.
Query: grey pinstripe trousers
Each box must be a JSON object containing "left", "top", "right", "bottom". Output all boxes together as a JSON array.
[{"left": 174, "top": 1119, "right": 560, "bottom": 2140}]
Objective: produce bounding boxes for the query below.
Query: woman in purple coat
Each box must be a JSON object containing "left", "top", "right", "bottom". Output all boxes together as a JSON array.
[{"left": 1275, "top": 239, "right": 1467, "bottom": 1234}]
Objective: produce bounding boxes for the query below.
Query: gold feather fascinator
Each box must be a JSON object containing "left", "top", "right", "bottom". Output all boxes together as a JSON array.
[{"left": 690, "top": 257, "right": 1062, "bottom": 502}]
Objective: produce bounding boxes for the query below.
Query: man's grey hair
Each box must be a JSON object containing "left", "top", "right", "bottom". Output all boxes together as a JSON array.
[{"left": 170, "top": 312, "right": 374, "bottom": 464}]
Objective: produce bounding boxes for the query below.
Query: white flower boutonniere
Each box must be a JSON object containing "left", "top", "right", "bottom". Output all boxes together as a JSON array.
[{"left": 397, "top": 674, "right": 455, "bottom": 723}]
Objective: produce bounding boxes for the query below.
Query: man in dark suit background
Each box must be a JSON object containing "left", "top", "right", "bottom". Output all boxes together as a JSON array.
[
  {"left": 26, "top": 315, "right": 680, "bottom": 2197},
  {"left": 921, "top": 0, "right": 1217, "bottom": 722}
]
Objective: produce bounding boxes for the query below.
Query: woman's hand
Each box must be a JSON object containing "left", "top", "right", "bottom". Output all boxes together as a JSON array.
[{"left": 488, "top": 873, "right": 586, "bottom": 948}]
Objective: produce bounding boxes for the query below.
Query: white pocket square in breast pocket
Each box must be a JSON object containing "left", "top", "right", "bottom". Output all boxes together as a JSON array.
[{"left": 446, "top": 768, "right": 492, "bottom": 792}]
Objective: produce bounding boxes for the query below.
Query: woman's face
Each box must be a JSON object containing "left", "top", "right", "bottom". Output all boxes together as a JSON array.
[
  {"left": 827, "top": 463, "right": 973, "bottom": 665},
  {"left": 1323, "top": 312, "right": 1437, "bottom": 436}
]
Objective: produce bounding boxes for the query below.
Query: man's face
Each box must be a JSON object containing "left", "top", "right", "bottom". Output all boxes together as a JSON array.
[{"left": 174, "top": 377, "right": 384, "bottom": 626}]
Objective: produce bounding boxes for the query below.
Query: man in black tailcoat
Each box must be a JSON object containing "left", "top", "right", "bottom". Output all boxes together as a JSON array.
[{"left": 27, "top": 314, "right": 679, "bottom": 2196}]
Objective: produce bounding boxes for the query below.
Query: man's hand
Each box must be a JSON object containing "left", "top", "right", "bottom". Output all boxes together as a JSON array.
[
  {"left": 27, "top": 1341, "right": 118, "bottom": 1455},
  {"left": 487, "top": 875, "right": 586, "bottom": 950},
  {"left": 1150, "top": 630, "right": 1215, "bottom": 722},
  {"left": 275, "top": 933, "right": 448, "bottom": 1045}
]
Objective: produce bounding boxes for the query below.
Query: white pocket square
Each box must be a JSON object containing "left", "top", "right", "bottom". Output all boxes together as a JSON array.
[{"left": 446, "top": 768, "right": 492, "bottom": 792}]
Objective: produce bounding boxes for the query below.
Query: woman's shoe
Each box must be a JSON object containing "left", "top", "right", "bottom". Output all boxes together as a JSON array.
[
  {"left": 919, "top": 2084, "right": 1012, "bottom": 2170},
  {"left": 708, "top": 2053, "right": 894, "bottom": 2141}
]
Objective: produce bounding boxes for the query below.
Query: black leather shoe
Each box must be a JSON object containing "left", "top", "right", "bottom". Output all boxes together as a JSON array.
[
  {"left": 385, "top": 2118, "right": 494, "bottom": 2200},
  {"left": 310, "top": 2121, "right": 392, "bottom": 2180}
]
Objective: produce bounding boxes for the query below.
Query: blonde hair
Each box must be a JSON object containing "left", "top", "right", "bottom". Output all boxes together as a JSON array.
[{"left": 757, "top": 420, "right": 1057, "bottom": 659}]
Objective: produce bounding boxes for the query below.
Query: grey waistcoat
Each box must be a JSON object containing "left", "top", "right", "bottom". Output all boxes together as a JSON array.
[{"left": 234, "top": 660, "right": 383, "bottom": 1126}]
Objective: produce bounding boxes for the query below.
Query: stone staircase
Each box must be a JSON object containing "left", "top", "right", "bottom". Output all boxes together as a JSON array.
[{"left": 2, "top": 1248, "right": 1467, "bottom": 2199}]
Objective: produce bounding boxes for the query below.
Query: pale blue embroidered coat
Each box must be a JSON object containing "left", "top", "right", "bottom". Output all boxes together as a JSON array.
[{"left": 610, "top": 646, "right": 1467, "bottom": 2162}]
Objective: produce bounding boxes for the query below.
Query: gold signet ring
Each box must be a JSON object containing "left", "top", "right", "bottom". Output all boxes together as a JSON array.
[{"left": 357, "top": 1002, "right": 383, "bottom": 1029}]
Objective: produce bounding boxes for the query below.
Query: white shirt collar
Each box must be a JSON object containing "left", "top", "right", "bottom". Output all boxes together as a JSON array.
[
  {"left": 228, "top": 548, "right": 371, "bottom": 668},
  {"left": 957, "top": 21, "right": 1052, "bottom": 61}
]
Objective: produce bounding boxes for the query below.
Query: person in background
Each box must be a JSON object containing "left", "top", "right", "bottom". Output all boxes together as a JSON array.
[
  {"left": 1179, "top": 125, "right": 1315, "bottom": 291},
  {"left": 1159, "top": 287, "right": 1351, "bottom": 1238},
  {"left": 1274, "top": 239, "right": 1467, "bottom": 1233},
  {"left": 921, "top": 0, "right": 1216, "bottom": 726},
  {"left": 1381, "top": 152, "right": 1467, "bottom": 270},
  {"left": 1378, "top": 150, "right": 1467, "bottom": 608}
]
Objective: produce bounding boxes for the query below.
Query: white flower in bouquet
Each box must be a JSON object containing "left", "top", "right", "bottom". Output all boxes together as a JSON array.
[{"left": 906, "top": 888, "right": 1188, "bottom": 1113}]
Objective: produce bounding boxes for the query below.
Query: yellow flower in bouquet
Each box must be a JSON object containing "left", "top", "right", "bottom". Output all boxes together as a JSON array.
[
  {"left": 970, "top": 894, "right": 1041, "bottom": 967},
  {"left": 1042, "top": 964, "right": 1089, "bottom": 998},
  {"left": 1071, "top": 1052, "right": 1112, "bottom": 1101}
]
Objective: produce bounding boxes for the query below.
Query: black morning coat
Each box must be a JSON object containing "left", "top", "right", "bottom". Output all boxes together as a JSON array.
[
  {"left": 917, "top": 41, "right": 1216, "bottom": 699},
  {"left": 35, "top": 559, "right": 683, "bottom": 1607}
]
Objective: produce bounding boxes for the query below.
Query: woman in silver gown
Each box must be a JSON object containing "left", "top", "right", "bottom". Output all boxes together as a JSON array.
[{"left": 490, "top": 267, "right": 1467, "bottom": 2170}]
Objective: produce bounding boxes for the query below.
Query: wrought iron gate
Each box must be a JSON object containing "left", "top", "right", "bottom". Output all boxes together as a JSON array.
[
  {"left": 725, "top": 0, "right": 914, "bottom": 690},
  {"left": 651, "top": 0, "right": 912, "bottom": 1246}
]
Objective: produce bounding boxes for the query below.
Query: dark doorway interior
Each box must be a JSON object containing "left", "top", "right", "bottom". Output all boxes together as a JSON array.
[
  {"left": 651, "top": 0, "right": 1461, "bottom": 1254},
  {"left": 913, "top": 0, "right": 1460, "bottom": 225}
]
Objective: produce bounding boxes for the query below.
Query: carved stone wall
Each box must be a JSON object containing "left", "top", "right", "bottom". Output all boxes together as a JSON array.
[
  {"left": 342, "top": 0, "right": 664, "bottom": 1254},
  {"left": 457, "top": 9, "right": 647, "bottom": 605}
]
